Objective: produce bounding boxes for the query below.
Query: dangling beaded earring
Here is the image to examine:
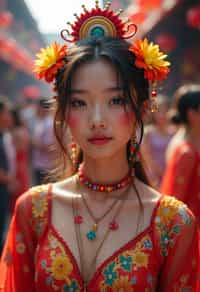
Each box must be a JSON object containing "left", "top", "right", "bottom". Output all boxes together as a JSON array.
[
  {"left": 129, "top": 135, "right": 138, "bottom": 176},
  {"left": 70, "top": 139, "right": 78, "bottom": 167},
  {"left": 150, "top": 81, "right": 159, "bottom": 112}
]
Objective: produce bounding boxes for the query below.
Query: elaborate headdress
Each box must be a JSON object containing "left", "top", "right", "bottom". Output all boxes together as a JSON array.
[{"left": 34, "top": 0, "right": 170, "bottom": 111}]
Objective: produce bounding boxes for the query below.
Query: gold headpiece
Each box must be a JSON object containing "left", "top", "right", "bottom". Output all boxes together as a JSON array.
[
  {"left": 61, "top": 0, "right": 137, "bottom": 42},
  {"left": 33, "top": 1, "right": 171, "bottom": 111}
]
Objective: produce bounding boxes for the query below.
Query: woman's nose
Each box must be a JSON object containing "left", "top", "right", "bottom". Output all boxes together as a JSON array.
[{"left": 89, "top": 104, "right": 106, "bottom": 129}]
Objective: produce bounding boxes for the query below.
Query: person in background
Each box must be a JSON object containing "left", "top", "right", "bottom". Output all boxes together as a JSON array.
[
  {"left": 9, "top": 107, "right": 30, "bottom": 214},
  {"left": 141, "top": 96, "right": 173, "bottom": 188},
  {"left": 31, "top": 98, "right": 55, "bottom": 184},
  {"left": 161, "top": 84, "right": 200, "bottom": 226},
  {"left": 0, "top": 3, "right": 199, "bottom": 291},
  {"left": 0, "top": 98, "right": 15, "bottom": 254}
]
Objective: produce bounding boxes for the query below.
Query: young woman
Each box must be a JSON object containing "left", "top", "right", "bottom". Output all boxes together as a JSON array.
[
  {"left": 0, "top": 3, "right": 199, "bottom": 291},
  {"left": 161, "top": 84, "right": 200, "bottom": 226}
]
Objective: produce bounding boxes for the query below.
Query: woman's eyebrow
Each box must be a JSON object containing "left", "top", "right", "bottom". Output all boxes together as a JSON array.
[
  {"left": 104, "top": 86, "right": 124, "bottom": 93},
  {"left": 69, "top": 89, "right": 88, "bottom": 95}
]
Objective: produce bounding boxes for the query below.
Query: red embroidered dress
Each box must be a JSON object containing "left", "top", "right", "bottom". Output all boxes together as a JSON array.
[
  {"left": 160, "top": 142, "right": 200, "bottom": 226},
  {"left": 0, "top": 184, "right": 199, "bottom": 291}
]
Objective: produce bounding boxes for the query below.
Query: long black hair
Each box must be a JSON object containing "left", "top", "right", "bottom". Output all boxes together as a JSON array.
[{"left": 53, "top": 37, "right": 150, "bottom": 185}]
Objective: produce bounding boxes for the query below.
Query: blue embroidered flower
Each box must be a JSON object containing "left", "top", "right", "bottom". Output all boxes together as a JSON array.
[
  {"left": 46, "top": 276, "right": 53, "bottom": 285},
  {"left": 160, "top": 231, "right": 170, "bottom": 247},
  {"left": 103, "top": 262, "right": 118, "bottom": 286},
  {"left": 131, "top": 275, "right": 137, "bottom": 285},
  {"left": 172, "top": 224, "right": 181, "bottom": 234},
  {"left": 147, "top": 273, "right": 153, "bottom": 285},
  {"left": 41, "top": 259, "right": 47, "bottom": 269},
  {"left": 178, "top": 206, "right": 192, "bottom": 224},
  {"left": 16, "top": 233, "right": 23, "bottom": 241},
  {"left": 143, "top": 238, "right": 153, "bottom": 250},
  {"left": 63, "top": 279, "right": 79, "bottom": 292},
  {"left": 119, "top": 255, "right": 132, "bottom": 271}
]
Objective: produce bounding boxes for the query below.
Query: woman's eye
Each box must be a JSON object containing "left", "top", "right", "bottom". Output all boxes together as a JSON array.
[
  {"left": 110, "top": 97, "right": 128, "bottom": 106},
  {"left": 70, "top": 99, "right": 86, "bottom": 108}
]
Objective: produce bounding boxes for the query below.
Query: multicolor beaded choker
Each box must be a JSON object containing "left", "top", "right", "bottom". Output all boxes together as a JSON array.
[{"left": 78, "top": 168, "right": 132, "bottom": 192}]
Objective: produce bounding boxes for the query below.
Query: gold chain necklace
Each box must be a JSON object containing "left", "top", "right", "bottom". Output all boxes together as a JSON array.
[
  {"left": 81, "top": 186, "right": 129, "bottom": 240},
  {"left": 72, "top": 178, "right": 131, "bottom": 289}
]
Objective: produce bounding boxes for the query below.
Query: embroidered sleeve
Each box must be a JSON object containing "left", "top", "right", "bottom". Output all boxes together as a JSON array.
[
  {"left": 0, "top": 185, "right": 49, "bottom": 292},
  {"left": 154, "top": 196, "right": 199, "bottom": 291},
  {"left": 160, "top": 146, "right": 196, "bottom": 201}
]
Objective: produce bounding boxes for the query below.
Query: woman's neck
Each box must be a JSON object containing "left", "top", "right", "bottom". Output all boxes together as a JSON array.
[{"left": 81, "top": 153, "right": 130, "bottom": 184}]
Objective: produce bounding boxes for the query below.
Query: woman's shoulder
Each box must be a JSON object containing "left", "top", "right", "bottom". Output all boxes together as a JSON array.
[
  {"left": 14, "top": 185, "right": 50, "bottom": 224},
  {"left": 16, "top": 184, "right": 50, "bottom": 208},
  {"left": 155, "top": 194, "right": 195, "bottom": 230},
  {"left": 176, "top": 141, "right": 196, "bottom": 152},
  {"left": 14, "top": 184, "right": 50, "bottom": 238},
  {"left": 51, "top": 175, "right": 78, "bottom": 203},
  {"left": 137, "top": 180, "right": 195, "bottom": 226}
]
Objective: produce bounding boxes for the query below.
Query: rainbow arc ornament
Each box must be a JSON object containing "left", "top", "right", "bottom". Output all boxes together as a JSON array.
[{"left": 60, "top": 0, "right": 137, "bottom": 42}]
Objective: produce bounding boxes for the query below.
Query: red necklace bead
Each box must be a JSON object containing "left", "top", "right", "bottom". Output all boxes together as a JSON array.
[
  {"left": 74, "top": 215, "right": 83, "bottom": 224},
  {"left": 109, "top": 221, "right": 119, "bottom": 230},
  {"left": 78, "top": 168, "right": 132, "bottom": 193}
]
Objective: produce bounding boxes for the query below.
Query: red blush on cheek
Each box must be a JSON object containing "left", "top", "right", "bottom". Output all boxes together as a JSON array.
[
  {"left": 67, "top": 114, "right": 79, "bottom": 128},
  {"left": 118, "top": 112, "right": 134, "bottom": 125}
]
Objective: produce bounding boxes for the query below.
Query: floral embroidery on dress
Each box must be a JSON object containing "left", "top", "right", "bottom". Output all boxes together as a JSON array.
[
  {"left": 16, "top": 232, "right": 26, "bottom": 254},
  {"left": 112, "top": 276, "right": 134, "bottom": 291},
  {"left": 32, "top": 185, "right": 48, "bottom": 218},
  {"left": 100, "top": 235, "right": 152, "bottom": 290},
  {"left": 155, "top": 196, "right": 193, "bottom": 256},
  {"left": 40, "top": 232, "right": 80, "bottom": 291},
  {"left": 3, "top": 247, "right": 12, "bottom": 266},
  {"left": 30, "top": 185, "right": 48, "bottom": 237}
]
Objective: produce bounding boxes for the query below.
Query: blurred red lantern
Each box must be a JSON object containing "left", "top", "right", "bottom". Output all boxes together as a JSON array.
[
  {"left": 155, "top": 34, "right": 177, "bottom": 52},
  {"left": 22, "top": 85, "right": 41, "bottom": 99},
  {"left": 129, "top": 11, "right": 146, "bottom": 24},
  {"left": 137, "top": 0, "right": 162, "bottom": 11},
  {"left": 186, "top": 5, "right": 200, "bottom": 29},
  {"left": 0, "top": 11, "right": 13, "bottom": 28}
]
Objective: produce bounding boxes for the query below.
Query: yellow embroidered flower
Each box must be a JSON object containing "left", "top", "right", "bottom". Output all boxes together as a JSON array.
[
  {"left": 51, "top": 254, "right": 73, "bottom": 281},
  {"left": 132, "top": 250, "right": 148, "bottom": 268},
  {"left": 16, "top": 242, "right": 26, "bottom": 254},
  {"left": 112, "top": 276, "right": 134, "bottom": 291},
  {"left": 129, "top": 38, "right": 170, "bottom": 81},
  {"left": 34, "top": 42, "right": 67, "bottom": 82},
  {"left": 32, "top": 196, "right": 48, "bottom": 218},
  {"left": 156, "top": 196, "right": 183, "bottom": 225}
]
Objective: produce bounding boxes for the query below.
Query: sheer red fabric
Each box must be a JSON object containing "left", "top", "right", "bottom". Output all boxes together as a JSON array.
[
  {"left": 0, "top": 185, "right": 199, "bottom": 291},
  {"left": 160, "top": 142, "right": 200, "bottom": 226}
]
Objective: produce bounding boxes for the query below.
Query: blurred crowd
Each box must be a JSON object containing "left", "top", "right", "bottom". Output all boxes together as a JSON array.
[
  {"left": 0, "top": 83, "right": 200, "bottom": 254},
  {"left": 0, "top": 96, "right": 55, "bottom": 252}
]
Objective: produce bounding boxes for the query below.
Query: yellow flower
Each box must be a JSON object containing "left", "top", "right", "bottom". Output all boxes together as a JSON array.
[
  {"left": 51, "top": 254, "right": 73, "bottom": 281},
  {"left": 32, "top": 196, "right": 48, "bottom": 218},
  {"left": 132, "top": 251, "right": 148, "bottom": 268},
  {"left": 112, "top": 276, "right": 134, "bottom": 291},
  {"left": 156, "top": 196, "right": 183, "bottom": 225},
  {"left": 129, "top": 38, "right": 170, "bottom": 81},
  {"left": 34, "top": 42, "right": 67, "bottom": 82}
]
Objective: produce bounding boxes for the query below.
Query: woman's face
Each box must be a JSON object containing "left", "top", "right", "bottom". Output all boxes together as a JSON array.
[{"left": 66, "top": 59, "right": 136, "bottom": 161}]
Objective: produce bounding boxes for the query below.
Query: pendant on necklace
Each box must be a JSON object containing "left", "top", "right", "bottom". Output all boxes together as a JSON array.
[
  {"left": 109, "top": 221, "right": 119, "bottom": 230},
  {"left": 86, "top": 223, "right": 98, "bottom": 241}
]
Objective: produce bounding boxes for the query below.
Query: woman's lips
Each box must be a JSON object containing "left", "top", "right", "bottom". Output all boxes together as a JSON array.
[{"left": 88, "top": 137, "right": 112, "bottom": 145}]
